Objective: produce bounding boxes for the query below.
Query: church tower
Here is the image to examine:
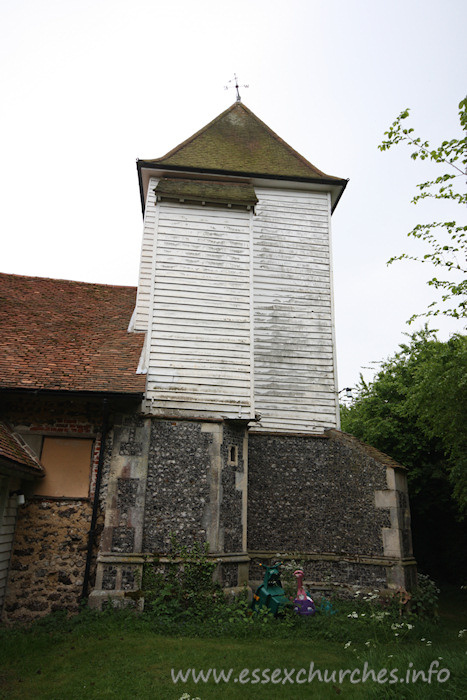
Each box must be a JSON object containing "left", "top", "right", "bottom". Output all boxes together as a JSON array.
[
  {"left": 0, "top": 101, "right": 417, "bottom": 621},
  {"left": 133, "top": 102, "right": 347, "bottom": 433},
  {"left": 89, "top": 103, "right": 415, "bottom": 608}
]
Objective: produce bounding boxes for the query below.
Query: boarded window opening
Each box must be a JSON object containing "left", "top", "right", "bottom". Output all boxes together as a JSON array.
[{"left": 34, "top": 437, "right": 94, "bottom": 498}]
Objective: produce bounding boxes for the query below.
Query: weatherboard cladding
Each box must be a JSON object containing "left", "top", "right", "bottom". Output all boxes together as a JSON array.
[
  {"left": 252, "top": 188, "right": 337, "bottom": 432},
  {"left": 144, "top": 102, "right": 344, "bottom": 182},
  {"left": 135, "top": 179, "right": 338, "bottom": 429},
  {"left": 0, "top": 492, "right": 19, "bottom": 612},
  {"left": 134, "top": 181, "right": 159, "bottom": 333},
  {"left": 144, "top": 198, "right": 253, "bottom": 416},
  {"left": 0, "top": 274, "right": 145, "bottom": 394}
]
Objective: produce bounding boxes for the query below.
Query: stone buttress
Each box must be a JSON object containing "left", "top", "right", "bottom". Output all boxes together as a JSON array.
[
  {"left": 89, "top": 416, "right": 249, "bottom": 608},
  {"left": 89, "top": 420, "right": 416, "bottom": 607}
]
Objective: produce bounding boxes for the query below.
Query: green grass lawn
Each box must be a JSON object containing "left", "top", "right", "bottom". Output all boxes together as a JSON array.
[{"left": 1, "top": 588, "right": 466, "bottom": 700}]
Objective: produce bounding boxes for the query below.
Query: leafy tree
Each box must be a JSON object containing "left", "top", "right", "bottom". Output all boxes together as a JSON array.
[
  {"left": 379, "top": 98, "right": 467, "bottom": 322},
  {"left": 340, "top": 329, "right": 467, "bottom": 582}
]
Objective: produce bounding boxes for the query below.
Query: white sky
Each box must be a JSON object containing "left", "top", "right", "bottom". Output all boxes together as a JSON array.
[{"left": 1, "top": 0, "right": 465, "bottom": 389}]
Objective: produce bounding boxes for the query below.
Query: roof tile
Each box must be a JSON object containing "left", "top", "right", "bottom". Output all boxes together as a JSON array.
[
  {"left": 154, "top": 177, "right": 258, "bottom": 207},
  {"left": 0, "top": 273, "right": 145, "bottom": 394},
  {"left": 145, "top": 102, "right": 345, "bottom": 182},
  {"left": 0, "top": 421, "right": 44, "bottom": 473}
]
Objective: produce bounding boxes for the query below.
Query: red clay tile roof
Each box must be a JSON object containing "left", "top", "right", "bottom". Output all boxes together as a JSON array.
[
  {"left": 0, "top": 273, "right": 145, "bottom": 394},
  {"left": 0, "top": 421, "right": 43, "bottom": 474},
  {"left": 143, "top": 102, "right": 346, "bottom": 182}
]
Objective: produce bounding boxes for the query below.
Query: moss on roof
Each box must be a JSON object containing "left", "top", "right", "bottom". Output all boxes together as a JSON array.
[
  {"left": 325, "top": 429, "right": 407, "bottom": 471},
  {"left": 154, "top": 178, "right": 258, "bottom": 207},
  {"left": 145, "top": 102, "right": 343, "bottom": 181}
]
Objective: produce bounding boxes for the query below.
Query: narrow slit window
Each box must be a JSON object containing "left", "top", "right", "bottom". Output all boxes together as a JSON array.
[{"left": 228, "top": 445, "right": 238, "bottom": 466}]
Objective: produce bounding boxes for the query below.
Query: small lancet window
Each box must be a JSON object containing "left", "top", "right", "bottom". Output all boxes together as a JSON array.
[{"left": 228, "top": 445, "right": 238, "bottom": 466}]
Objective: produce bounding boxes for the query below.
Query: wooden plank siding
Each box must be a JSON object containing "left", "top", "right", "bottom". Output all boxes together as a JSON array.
[
  {"left": 134, "top": 181, "right": 339, "bottom": 431},
  {"left": 133, "top": 178, "right": 159, "bottom": 332},
  {"left": 251, "top": 188, "right": 338, "bottom": 433},
  {"left": 143, "top": 195, "right": 254, "bottom": 418},
  {"left": 0, "top": 481, "right": 17, "bottom": 612}
]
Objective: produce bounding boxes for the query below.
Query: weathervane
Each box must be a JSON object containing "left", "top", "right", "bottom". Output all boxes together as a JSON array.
[{"left": 224, "top": 73, "right": 249, "bottom": 102}]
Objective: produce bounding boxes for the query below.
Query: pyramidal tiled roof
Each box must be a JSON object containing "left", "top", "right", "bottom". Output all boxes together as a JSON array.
[{"left": 142, "top": 102, "right": 345, "bottom": 182}]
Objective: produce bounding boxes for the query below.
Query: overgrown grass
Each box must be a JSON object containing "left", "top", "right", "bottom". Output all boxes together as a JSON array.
[{"left": 0, "top": 588, "right": 466, "bottom": 699}]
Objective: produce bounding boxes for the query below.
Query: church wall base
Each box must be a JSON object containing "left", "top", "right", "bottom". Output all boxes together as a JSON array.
[
  {"left": 88, "top": 550, "right": 417, "bottom": 612},
  {"left": 88, "top": 420, "right": 417, "bottom": 610},
  {"left": 2, "top": 407, "right": 417, "bottom": 622},
  {"left": 1, "top": 498, "right": 94, "bottom": 624}
]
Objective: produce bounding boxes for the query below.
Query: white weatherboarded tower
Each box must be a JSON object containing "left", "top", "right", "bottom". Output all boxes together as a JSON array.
[
  {"left": 87, "top": 102, "right": 416, "bottom": 609},
  {"left": 133, "top": 102, "right": 347, "bottom": 433}
]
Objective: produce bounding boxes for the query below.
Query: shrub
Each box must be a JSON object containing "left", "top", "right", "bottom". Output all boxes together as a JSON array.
[
  {"left": 409, "top": 573, "right": 440, "bottom": 619},
  {"left": 142, "top": 536, "right": 219, "bottom": 618}
]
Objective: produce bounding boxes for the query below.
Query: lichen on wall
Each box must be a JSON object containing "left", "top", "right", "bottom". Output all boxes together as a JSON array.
[{"left": 248, "top": 433, "right": 390, "bottom": 557}]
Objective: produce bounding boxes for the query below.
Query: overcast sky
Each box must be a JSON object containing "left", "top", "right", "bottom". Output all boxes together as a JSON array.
[{"left": 1, "top": 0, "right": 465, "bottom": 390}]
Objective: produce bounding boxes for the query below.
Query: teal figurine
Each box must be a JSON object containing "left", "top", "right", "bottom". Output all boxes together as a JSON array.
[{"left": 252, "top": 562, "right": 291, "bottom": 617}]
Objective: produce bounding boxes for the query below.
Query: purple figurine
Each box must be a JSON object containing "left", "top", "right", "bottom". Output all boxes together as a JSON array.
[{"left": 293, "top": 569, "right": 316, "bottom": 616}]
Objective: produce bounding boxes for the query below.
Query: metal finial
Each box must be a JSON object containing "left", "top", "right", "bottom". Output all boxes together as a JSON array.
[{"left": 224, "top": 73, "right": 249, "bottom": 102}]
